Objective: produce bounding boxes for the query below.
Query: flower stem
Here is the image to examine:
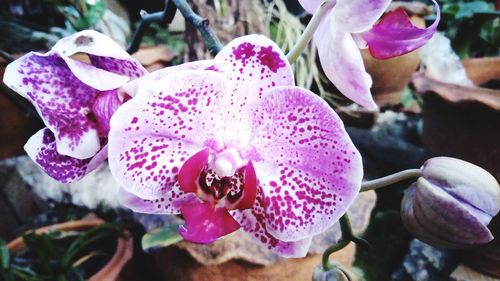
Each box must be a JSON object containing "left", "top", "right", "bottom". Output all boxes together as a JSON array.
[
  {"left": 286, "top": 0, "right": 334, "bottom": 63},
  {"left": 322, "top": 239, "right": 349, "bottom": 270},
  {"left": 172, "top": 0, "right": 224, "bottom": 55},
  {"left": 360, "top": 169, "right": 422, "bottom": 192},
  {"left": 322, "top": 214, "right": 368, "bottom": 270}
]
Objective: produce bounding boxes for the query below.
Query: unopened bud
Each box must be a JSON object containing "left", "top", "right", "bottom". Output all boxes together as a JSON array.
[{"left": 401, "top": 157, "right": 500, "bottom": 249}]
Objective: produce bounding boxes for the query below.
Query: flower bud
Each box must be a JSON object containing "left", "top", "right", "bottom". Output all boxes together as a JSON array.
[
  {"left": 312, "top": 263, "right": 358, "bottom": 281},
  {"left": 401, "top": 157, "right": 500, "bottom": 249}
]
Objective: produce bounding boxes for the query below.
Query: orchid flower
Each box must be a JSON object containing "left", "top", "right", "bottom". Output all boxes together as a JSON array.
[
  {"left": 3, "top": 30, "right": 147, "bottom": 183},
  {"left": 299, "top": 0, "right": 440, "bottom": 109},
  {"left": 108, "top": 35, "right": 363, "bottom": 257}
]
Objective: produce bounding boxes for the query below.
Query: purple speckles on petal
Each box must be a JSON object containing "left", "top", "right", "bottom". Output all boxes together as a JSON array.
[
  {"left": 25, "top": 128, "right": 91, "bottom": 183},
  {"left": 248, "top": 86, "right": 363, "bottom": 241},
  {"left": 232, "top": 42, "right": 256, "bottom": 65},
  {"left": 257, "top": 46, "right": 286, "bottom": 73},
  {"left": 108, "top": 70, "right": 228, "bottom": 201},
  {"left": 89, "top": 54, "right": 147, "bottom": 79},
  {"left": 9, "top": 52, "right": 101, "bottom": 159}
]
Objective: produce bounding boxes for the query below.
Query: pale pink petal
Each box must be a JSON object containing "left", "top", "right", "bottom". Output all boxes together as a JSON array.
[
  {"left": 24, "top": 128, "right": 106, "bottom": 183},
  {"left": 91, "top": 90, "right": 122, "bottom": 137},
  {"left": 231, "top": 189, "right": 312, "bottom": 257},
  {"left": 59, "top": 56, "right": 130, "bottom": 91},
  {"left": 298, "top": 0, "right": 326, "bottom": 14},
  {"left": 330, "top": 0, "right": 391, "bottom": 33},
  {"left": 315, "top": 17, "right": 376, "bottom": 109},
  {"left": 108, "top": 70, "right": 228, "bottom": 201},
  {"left": 120, "top": 60, "right": 230, "bottom": 98},
  {"left": 51, "top": 30, "right": 146, "bottom": 89},
  {"left": 246, "top": 86, "right": 363, "bottom": 241},
  {"left": 214, "top": 35, "right": 294, "bottom": 144},
  {"left": 360, "top": 0, "right": 440, "bottom": 59},
  {"left": 4, "top": 52, "right": 101, "bottom": 159},
  {"left": 180, "top": 199, "right": 240, "bottom": 244}
]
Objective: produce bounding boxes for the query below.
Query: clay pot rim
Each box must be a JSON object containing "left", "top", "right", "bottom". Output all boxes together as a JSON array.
[
  {"left": 412, "top": 72, "right": 500, "bottom": 111},
  {"left": 7, "top": 218, "right": 133, "bottom": 281}
]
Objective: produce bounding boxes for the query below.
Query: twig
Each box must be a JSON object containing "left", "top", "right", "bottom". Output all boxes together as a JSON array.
[
  {"left": 172, "top": 0, "right": 224, "bottom": 55},
  {"left": 127, "top": 0, "right": 178, "bottom": 54},
  {"left": 0, "top": 50, "right": 15, "bottom": 63}
]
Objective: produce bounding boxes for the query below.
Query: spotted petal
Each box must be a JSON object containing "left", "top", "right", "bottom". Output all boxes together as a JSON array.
[
  {"left": 231, "top": 189, "right": 312, "bottom": 257},
  {"left": 360, "top": 0, "right": 440, "bottom": 59},
  {"left": 330, "top": 0, "right": 392, "bottom": 33},
  {"left": 120, "top": 60, "right": 229, "bottom": 98},
  {"left": 214, "top": 35, "right": 294, "bottom": 146},
  {"left": 108, "top": 70, "right": 228, "bottom": 203},
  {"left": 24, "top": 128, "right": 107, "bottom": 183},
  {"left": 4, "top": 53, "right": 101, "bottom": 159},
  {"left": 246, "top": 86, "right": 363, "bottom": 241},
  {"left": 315, "top": 17, "right": 376, "bottom": 109}
]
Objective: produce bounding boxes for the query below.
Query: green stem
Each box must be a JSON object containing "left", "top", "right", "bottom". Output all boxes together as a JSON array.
[
  {"left": 360, "top": 169, "right": 422, "bottom": 192},
  {"left": 286, "top": 0, "right": 334, "bottom": 63},
  {"left": 322, "top": 239, "right": 349, "bottom": 270},
  {"left": 322, "top": 215, "right": 353, "bottom": 270}
]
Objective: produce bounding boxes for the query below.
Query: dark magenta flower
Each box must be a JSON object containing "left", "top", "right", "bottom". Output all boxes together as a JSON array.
[
  {"left": 108, "top": 35, "right": 363, "bottom": 257},
  {"left": 3, "top": 30, "right": 147, "bottom": 183},
  {"left": 298, "top": 0, "right": 440, "bottom": 109}
]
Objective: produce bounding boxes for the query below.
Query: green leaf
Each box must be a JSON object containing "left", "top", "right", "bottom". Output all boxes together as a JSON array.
[
  {"left": 400, "top": 87, "right": 415, "bottom": 108},
  {"left": 0, "top": 239, "right": 9, "bottom": 270},
  {"left": 141, "top": 223, "right": 183, "bottom": 253},
  {"left": 73, "top": 0, "right": 107, "bottom": 30}
]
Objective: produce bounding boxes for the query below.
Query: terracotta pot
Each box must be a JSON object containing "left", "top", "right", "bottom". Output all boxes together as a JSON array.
[
  {"left": 362, "top": 5, "right": 427, "bottom": 107},
  {"left": 412, "top": 66, "right": 500, "bottom": 181},
  {"left": 7, "top": 219, "right": 134, "bottom": 281},
  {"left": 461, "top": 57, "right": 500, "bottom": 86}
]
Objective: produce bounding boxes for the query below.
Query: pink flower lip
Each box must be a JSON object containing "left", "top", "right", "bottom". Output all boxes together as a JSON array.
[
  {"left": 179, "top": 149, "right": 258, "bottom": 212},
  {"left": 177, "top": 149, "right": 258, "bottom": 243}
]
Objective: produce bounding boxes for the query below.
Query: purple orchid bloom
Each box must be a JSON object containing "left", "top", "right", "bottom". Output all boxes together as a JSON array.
[
  {"left": 299, "top": 0, "right": 440, "bottom": 109},
  {"left": 3, "top": 30, "right": 147, "bottom": 183},
  {"left": 108, "top": 35, "right": 363, "bottom": 257}
]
